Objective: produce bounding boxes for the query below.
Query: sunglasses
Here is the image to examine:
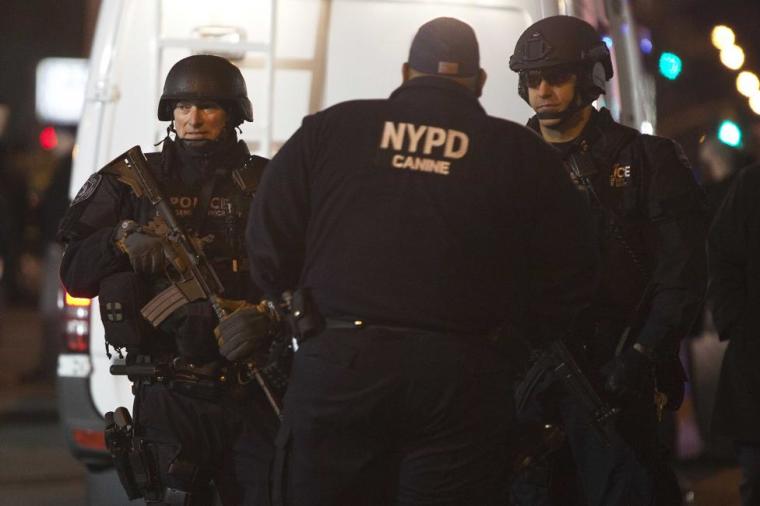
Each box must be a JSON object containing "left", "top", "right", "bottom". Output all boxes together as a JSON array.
[{"left": 522, "top": 67, "right": 576, "bottom": 88}]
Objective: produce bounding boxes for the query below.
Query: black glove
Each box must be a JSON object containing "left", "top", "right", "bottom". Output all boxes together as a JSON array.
[
  {"left": 215, "top": 305, "right": 276, "bottom": 363},
  {"left": 114, "top": 221, "right": 166, "bottom": 274},
  {"left": 601, "top": 346, "right": 653, "bottom": 399}
]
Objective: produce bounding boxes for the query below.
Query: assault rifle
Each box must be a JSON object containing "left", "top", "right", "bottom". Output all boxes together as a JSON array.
[
  {"left": 548, "top": 339, "right": 618, "bottom": 446},
  {"left": 101, "top": 145, "right": 283, "bottom": 417}
]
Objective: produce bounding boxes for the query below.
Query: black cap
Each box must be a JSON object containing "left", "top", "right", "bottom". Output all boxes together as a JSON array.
[{"left": 408, "top": 17, "right": 480, "bottom": 78}]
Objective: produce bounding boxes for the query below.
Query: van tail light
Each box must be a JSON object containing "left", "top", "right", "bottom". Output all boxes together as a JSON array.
[
  {"left": 72, "top": 428, "right": 106, "bottom": 451},
  {"left": 62, "top": 289, "right": 91, "bottom": 353}
]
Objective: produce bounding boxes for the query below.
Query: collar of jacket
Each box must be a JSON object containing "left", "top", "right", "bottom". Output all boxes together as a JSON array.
[
  {"left": 390, "top": 76, "right": 485, "bottom": 113},
  {"left": 160, "top": 137, "right": 250, "bottom": 186},
  {"left": 527, "top": 107, "right": 634, "bottom": 159}
]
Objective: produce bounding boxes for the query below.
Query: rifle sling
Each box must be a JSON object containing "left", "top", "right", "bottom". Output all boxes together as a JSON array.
[{"left": 565, "top": 142, "right": 654, "bottom": 356}]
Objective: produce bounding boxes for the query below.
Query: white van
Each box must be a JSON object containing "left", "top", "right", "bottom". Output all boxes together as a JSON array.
[{"left": 57, "top": 0, "right": 653, "bottom": 502}]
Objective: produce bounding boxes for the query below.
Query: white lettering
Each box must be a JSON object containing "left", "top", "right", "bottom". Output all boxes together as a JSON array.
[
  {"left": 444, "top": 130, "right": 469, "bottom": 159},
  {"left": 380, "top": 121, "right": 405, "bottom": 150},
  {"left": 391, "top": 155, "right": 450, "bottom": 176},
  {"left": 405, "top": 123, "right": 427, "bottom": 152},
  {"left": 423, "top": 127, "right": 447, "bottom": 155}
]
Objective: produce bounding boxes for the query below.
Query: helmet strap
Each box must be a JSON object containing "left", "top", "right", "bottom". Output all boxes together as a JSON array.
[
  {"left": 535, "top": 89, "right": 585, "bottom": 126},
  {"left": 155, "top": 122, "right": 177, "bottom": 147}
]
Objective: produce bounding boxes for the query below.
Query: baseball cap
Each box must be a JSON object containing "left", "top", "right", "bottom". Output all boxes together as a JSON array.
[{"left": 408, "top": 17, "right": 480, "bottom": 78}]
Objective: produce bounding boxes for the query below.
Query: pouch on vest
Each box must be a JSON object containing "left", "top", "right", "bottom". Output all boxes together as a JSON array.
[{"left": 99, "top": 272, "right": 162, "bottom": 352}]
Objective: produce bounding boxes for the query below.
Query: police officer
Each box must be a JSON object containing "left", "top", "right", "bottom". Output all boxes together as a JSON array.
[
  {"left": 217, "top": 17, "right": 598, "bottom": 506},
  {"left": 58, "top": 54, "right": 277, "bottom": 505},
  {"left": 708, "top": 162, "right": 760, "bottom": 506},
  {"left": 508, "top": 15, "right": 706, "bottom": 506}
]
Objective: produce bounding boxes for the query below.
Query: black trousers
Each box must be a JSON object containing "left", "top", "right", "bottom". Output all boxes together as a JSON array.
[
  {"left": 135, "top": 382, "right": 279, "bottom": 505},
  {"left": 736, "top": 441, "right": 760, "bottom": 506},
  {"left": 273, "top": 327, "right": 514, "bottom": 506}
]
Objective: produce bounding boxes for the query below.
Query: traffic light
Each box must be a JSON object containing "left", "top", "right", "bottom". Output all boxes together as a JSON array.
[
  {"left": 658, "top": 52, "right": 682, "bottom": 80},
  {"left": 717, "top": 120, "right": 743, "bottom": 148}
]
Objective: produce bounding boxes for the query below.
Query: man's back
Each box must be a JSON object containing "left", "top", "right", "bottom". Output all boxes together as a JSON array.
[{"left": 250, "top": 76, "right": 596, "bottom": 335}]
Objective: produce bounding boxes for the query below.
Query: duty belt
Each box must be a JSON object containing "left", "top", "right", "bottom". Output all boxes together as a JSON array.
[{"left": 110, "top": 356, "right": 242, "bottom": 400}]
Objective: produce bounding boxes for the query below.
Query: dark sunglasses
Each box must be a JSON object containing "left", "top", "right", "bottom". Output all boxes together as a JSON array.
[{"left": 522, "top": 67, "right": 575, "bottom": 88}]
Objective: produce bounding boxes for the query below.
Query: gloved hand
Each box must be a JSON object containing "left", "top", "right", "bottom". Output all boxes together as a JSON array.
[
  {"left": 600, "top": 345, "right": 653, "bottom": 399},
  {"left": 114, "top": 220, "right": 166, "bottom": 274},
  {"left": 215, "top": 303, "right": 277, "bottom": 363}
]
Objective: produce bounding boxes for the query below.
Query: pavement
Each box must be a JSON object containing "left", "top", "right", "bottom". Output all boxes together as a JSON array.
[{"left": 0, "top": 304, "right": 87, "bottom": 505}]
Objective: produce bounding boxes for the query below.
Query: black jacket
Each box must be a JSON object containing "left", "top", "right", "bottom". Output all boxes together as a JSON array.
[
  {"left": 708, "top": 163, "right": 760, "bottom": 441},
  {"left": 58, "top": 138, "right": 264, "bottom": 358},
  {"left": 529, "top": 108, "right": 706, "bottom": 361},
  {"left": 247, "top": 77, "right": 598, "bottom": 341}
]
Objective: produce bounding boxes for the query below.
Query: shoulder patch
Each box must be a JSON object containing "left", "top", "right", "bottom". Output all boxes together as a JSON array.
[{"left": 71, "top": 174, "right": 103, "bottom": 205}]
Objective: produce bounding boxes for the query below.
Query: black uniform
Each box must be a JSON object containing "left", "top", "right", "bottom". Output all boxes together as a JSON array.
[
  {"left": 58, "top": 138, "right": 278, "bottom": 505},
  {"left": 708, "top": 162, "right": 760, "bottom": 505},
  {"left": 246, "top": 76, "right": 598, "bottom": 505},
  {"left": 520, "top": 107, "right": 706, "bottom": 506}
]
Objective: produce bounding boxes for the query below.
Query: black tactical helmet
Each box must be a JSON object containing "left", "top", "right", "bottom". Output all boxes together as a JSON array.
[
  {"left": 158, "top": 54, "right": 253, "bottom": 125},
  {"left": 509, "top": 16, "right": 613, "bottom": 104}
]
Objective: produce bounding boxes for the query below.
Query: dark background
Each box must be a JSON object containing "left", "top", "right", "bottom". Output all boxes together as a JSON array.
[
  {"left": 0, "top": 0, "right": 98, "bottom": 148},
  {"left": 0, "top": 0, "right": 758, "bottom": 163},
  {"left": 637, "top": 0, "right": 760, "bottom": 170}
]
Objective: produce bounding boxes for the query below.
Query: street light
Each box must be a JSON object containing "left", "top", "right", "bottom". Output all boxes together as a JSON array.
[
  {"left": 717, "top": 120, "right": 743, "bottom": 148},
  {"left": 711, "top": 25, "right": 736, "bottom": 50},
  {"left": 737, "top": 71, "right": 760, "bottom": 97},
  {"left": 749, "top": 92, "right": 760, "bottom": 115},
  {"left": 720, "top": 44, "right": 745, "bottom": 70},
  {"left": 659, "top": 52, "right": 683, "bottom": 80}
]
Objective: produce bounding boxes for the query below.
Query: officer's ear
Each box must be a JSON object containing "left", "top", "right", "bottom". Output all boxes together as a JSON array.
[
  {"left": 475, "top": 68, "right": 487, "bottom": 98},
  {"left": 402, "top": 62, "right": 411, "bottom": 83}
]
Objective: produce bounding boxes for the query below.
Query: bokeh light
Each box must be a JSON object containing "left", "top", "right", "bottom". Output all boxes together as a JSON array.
[{"left": 711, "top": 25, "right": 736, "bottom": 50}]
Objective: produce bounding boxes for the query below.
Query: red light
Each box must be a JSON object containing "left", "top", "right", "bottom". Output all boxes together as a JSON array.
[
  {"left": 39, "top": 126, "right": 58, "bottom": 150},
  {"left": 72, "top": 428, "right": 106, "bottom": 450},
  {"left": 65, "top": 292, "right": 91, "bottom": 307},
  {"left": 65, "top": 333, "right": 89, "bottom": 352}
]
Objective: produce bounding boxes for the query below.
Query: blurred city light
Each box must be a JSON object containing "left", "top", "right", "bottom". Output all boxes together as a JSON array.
[
  {"left": 737, "top": 71, "right": 760, "bottom": 97},
  {"left": 717, "top": 120, "right": 743, "bottom": 147},
  {"left": 35, "top": 57, "right": 88, "bottom": 125},
  {"left": 711, "top": 25, "right": 736, "bottom": 50},
  {"left": 602, "top": 36, "right": 613, "bottom": 49},
  {"left": 658, "top": 52, "right": 683, "bottom": 80},
  {"left": 39, "top": 126, "right": 58, "bottom": 150},
  {"left": 640, "top": 38, "right": 653, "bottom": 54},
  {"left": 749, "top": 93, "right": 760, "bottom": 115},
  {"left": 720, "top": 44, "right": 745, "bottom": 70},
  {"left": 640, "top": 121, "right": 654, "bottom": 135},
  {"left": 65, "top": 292, "right": 92, "bottom": 307}
]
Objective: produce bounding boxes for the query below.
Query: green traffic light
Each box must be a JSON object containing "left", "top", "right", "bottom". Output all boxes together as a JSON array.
[
  {"left": 659, "top": 52, "right": 683, "bottom": 80},
  {"left": 718, "top": 120, "right": 742, "bottom": 148}
]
